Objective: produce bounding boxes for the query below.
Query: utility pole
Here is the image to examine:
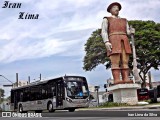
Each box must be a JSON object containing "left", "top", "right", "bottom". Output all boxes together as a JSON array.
[
  {"left": 130, "top": 25, "right": 141, "bottom": 84},
  {"left": 16, "top": 73, "right": 19, "bottom": 87},
  {"left": 40, "top": 73, "right": 41, "bottom": 80},
  {"left": 28, "top": 76, "right": 30, "bottom": 84},
  {"left": 95, "top": 86, "right": 100, "bottom": 107},
  {"left": 0, "top": 90, "right": 1, "bottom": 104},
  {"left": 148, "top": 71, "right": 153, "bottom": 89}
]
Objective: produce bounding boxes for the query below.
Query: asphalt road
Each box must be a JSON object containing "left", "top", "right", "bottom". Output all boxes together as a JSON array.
[
  {"left": 0, "top": 109, "right": 160, "bottom": 120},
  {"left": 1, "top": 117, "right": 160, "bottom": 120}
]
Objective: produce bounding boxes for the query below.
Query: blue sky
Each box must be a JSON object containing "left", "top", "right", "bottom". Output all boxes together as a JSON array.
[{"left": 0, "top": 0, "right": 160, "bottom": 96}]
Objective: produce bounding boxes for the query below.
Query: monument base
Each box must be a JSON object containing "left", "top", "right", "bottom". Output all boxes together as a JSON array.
[{"left": 108, "top": 84, "right": 140, "bottom": 105}]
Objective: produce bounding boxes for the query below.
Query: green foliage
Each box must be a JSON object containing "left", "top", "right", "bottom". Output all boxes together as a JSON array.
[
  {"left": 83, "top": 29, "right": 110, "bottom": 71},
  {"left": 0, "top": 88, "right": 5, "bottom": 104},
  {"left": 0, "top": 88, "right": 5, "bottom": 97},
  {"left": 99, "top": 102, "right": 128, "bottom": 108},
  {"left": 129, "top": 20, "right": 160, "bottom": 88},
  {"left": 83, "top": 20, "right": 160, "bottom": 88}
]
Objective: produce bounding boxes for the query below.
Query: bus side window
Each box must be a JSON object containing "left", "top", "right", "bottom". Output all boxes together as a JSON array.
[
  {"left": 11, "top": 91, "right": 14, "bottom": 103},
  {"left": 52, "top": 86, "right": 56, "bottom": 96},
  {"left": 26, "top": 88, "right": 30, "bottom": 101},
  {"left": 37, "top": 85, "right": 42, "bottom": 100},
  {"left": 46, "top": 81, "right": 55, "bottom": 98},
  {"left": 41, "top": 84, "right": 47, "bottom": 99},
  {"left": 30, "top": 88, "right": 34, "bottom": 101},
  {"left": 47, "top": 85, "right": 52, "bottom": 98},
  {"left": 20, "top": 91, "right": 23, "bottom": 102}
]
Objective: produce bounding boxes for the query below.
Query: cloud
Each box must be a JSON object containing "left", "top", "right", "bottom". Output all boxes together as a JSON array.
[
  {"left": 0, "top": 0, "right": 160, "bottom": 97},
  {"left": 119, "top": 0, "right": 160, "bottom": 22},
  {"left": 0, "top": 37, "right": 81, "bottom": 62},
  {"left": 0, "top": 0, "right": 159, "bottom": 63},
  {"left": 0, "top": 0, "right": 102, "bottom": 63}
]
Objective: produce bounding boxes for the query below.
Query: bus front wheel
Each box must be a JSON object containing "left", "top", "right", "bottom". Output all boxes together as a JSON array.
[
  {"left": 48, "top": 102, "right": 55, "bottom": 112},
  {"left": 68, "top": 108, "right": 75, "bottom": 112},
  {"left": 19, "top": 104, "right": 23, "bottom": 113}
]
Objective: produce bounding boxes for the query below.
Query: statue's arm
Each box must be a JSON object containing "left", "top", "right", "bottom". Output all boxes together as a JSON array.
[
  {"left": 101, "top": 18, "right": 109, "bottom": 43},
  {"left": 126, "top": 21, "right": 135, "bottom": 35},
  {"left": 101, "top": 18, "right": 112, "bottom": 51},
  {"left": 126, "top": 21, "right": 131, "bottom": 35}
]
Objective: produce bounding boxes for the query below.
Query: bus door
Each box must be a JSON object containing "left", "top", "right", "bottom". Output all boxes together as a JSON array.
[
  {"left": 14, "top": 91, "right": 18, "bottom": 110},
  {"left": 55, "top": 80, "right": 63, "bottom": 107}
]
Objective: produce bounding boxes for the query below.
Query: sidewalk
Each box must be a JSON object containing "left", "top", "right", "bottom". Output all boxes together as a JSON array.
[{"left": 78, "top": 104, "right": 160, "bottom": 111}]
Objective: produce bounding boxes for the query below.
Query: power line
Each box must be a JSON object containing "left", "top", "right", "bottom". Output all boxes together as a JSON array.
[{"left": 0, "top": 75, "right": 13, "bottom": 84}]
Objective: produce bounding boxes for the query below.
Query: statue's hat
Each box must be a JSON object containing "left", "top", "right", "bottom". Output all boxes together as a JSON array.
[{"left": 107, "top": 2, "right": 121, "bottom": 12}]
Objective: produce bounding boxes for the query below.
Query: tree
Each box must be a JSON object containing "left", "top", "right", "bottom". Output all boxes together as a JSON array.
[
  {"left": 83, "top": 20, "right": 160, "bottom": 88},
  {"left": 129, "top": 20, "right": 160, "bottom": 88},
  {"left": 0, "top": 88, "right": 5, "bottom": 103},
  {"left": 83, "top": 29, "right": 111, "bottom": 71}
]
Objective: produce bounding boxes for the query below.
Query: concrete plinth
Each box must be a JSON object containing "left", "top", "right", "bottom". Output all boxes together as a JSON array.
[{"left": 108, "top": 84, "right": 140, "bottom": 105}]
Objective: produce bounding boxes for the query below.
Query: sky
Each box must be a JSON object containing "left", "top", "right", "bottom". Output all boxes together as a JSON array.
[{"left": 0, "top": 0, "right": 160, "bottom": 96}]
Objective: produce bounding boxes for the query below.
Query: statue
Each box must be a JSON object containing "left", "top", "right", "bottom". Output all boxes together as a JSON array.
[{"left": 101, "top": 2, "right": 135, "bottom": 84}]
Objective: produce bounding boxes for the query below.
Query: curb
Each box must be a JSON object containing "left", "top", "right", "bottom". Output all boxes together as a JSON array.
[{"left": 77, "top": 105, "right": 160, "bottom": 111}]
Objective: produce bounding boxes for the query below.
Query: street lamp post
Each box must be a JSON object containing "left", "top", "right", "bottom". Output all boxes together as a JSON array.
[{"left": 95, "top": 86, "right": 100, "bottom": 107}]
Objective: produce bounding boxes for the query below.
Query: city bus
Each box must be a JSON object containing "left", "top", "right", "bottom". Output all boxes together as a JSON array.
[
  {"left": 148, "top": 85, "right": 160, "bottom": 103},
  {"left": 10, "top": 75, "right": 90, "bottom": 113},
  {"left": 149, "top": 88, "right": 157, "bottom": 103},
  {"left": 157, "top": 85, "right": 160, "bottom": 98}
]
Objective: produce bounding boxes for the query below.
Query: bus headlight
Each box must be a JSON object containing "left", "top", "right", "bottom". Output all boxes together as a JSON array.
[{"left": 66, "top": 98, "right": 72, "bottom": 103}]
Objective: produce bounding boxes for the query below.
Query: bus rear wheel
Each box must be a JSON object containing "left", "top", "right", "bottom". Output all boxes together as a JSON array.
[
  {"left": 19, "top": 104, "right": 27, "bottom": 113},
  {"left": 48, "top": 102, "right": 55, "bottom": 112},
  {"left": 35, "top": 110, "right": 43, "bottom": 113}
]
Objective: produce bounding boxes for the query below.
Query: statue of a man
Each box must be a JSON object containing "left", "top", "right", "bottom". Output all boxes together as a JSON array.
[{"left": 101, "top": 2, "right": 135, "bottom": 84}]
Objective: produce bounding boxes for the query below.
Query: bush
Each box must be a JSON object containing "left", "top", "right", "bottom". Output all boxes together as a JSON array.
[{"left": 99, "top": 102, "right": 128, "bottom": 107}]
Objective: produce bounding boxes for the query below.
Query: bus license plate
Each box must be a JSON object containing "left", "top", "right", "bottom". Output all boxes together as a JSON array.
[{"left": 76, "top": 105, "right": 82, "bottom": 107}]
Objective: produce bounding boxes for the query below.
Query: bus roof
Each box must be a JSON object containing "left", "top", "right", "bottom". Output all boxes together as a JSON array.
[{"left": 11, "top": 75, "right": 86, "bottom": 90}]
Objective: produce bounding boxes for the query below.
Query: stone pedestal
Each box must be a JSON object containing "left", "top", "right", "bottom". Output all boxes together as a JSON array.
[{"left": 108, "top": 84, "right": 140, "bottom": 105}]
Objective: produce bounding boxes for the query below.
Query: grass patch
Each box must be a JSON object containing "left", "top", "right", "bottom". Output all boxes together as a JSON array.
[
  {"left": 99, "top": 102, "right": 129, "bottom": 108},
  {"left": 148, "top": 101, "right": 160, "bottom": 105}
]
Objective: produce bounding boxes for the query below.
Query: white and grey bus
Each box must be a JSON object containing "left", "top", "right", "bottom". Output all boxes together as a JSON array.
[{"left": 10, "top": 75, "right": 90, "bottom": 113}]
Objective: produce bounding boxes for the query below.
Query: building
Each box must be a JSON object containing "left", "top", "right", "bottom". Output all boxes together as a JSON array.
[
  {"left": 88, "top": 85, "right": 95, "bottom": 92},
  {"left": 12, "top": 80, "right": 28, "bottom": 88},
  {"left": 152, "top": 81, "right": 160, "bottom": 88}
]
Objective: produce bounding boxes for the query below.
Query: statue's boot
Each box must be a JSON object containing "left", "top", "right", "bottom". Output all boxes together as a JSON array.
[
  {"left": 121, "top": 69, "right": 133, "bottom": 83},
  {"left": 112, "top": 69, "right": 124, "bottom": 84}
]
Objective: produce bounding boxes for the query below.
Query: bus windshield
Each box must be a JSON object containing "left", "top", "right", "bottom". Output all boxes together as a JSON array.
[{"left": 66, "top": 80, "right": 89, "bottom": 98}]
